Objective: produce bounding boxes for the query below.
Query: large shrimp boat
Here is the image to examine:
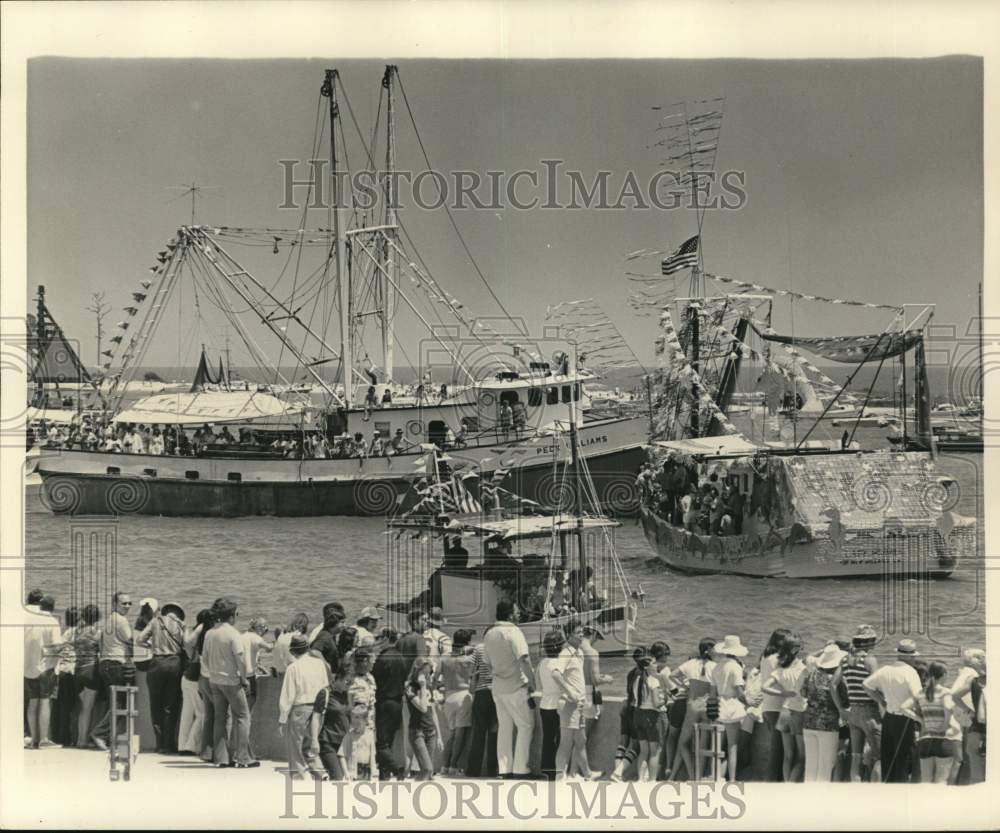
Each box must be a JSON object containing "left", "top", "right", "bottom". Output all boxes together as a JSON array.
[
  {"left": 35, "top": 67, "right": 646, "bottom": 517},
  {"left": 629, "top": 101, "right": 977, "bottom": 579}
]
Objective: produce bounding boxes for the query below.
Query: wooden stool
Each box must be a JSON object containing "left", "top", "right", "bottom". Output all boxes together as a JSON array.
[
  {"left": 108, "top": 685, "right": 139, "bottom": 782},
  {"left": 693, "top": 722, "right": 726, "bottom": 782}
]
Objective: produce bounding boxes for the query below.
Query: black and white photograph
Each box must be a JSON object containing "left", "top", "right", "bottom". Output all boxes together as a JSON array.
[{"left": 1, "top": 1, "right": 996, "bottom": 828}]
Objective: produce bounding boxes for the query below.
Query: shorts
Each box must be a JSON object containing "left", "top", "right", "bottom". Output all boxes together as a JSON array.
[
  {"left": 632, "top": 709, "right": 661, "bottom": 742},
  {"left": 582, "top": 686, "right": 600, "bottom": 721},
  {"left": 686, "top": 695, "right": 710, "bottom": 722},
  {"left": 918, "top": 737, "right": 959, "bottom": 759},
  {"left": 443, "top": 690, "right": 473, "bottom": 730},
  {"left": 558, "top": 700, "right": 584, "bottom": 730},
  {"left": 74, "top": 663, "right": 101, "bottom": 692},
  {"left": 408, "top": 722, "right": 437, "bottom": 744},
  {"left": 845, "top": 700, "right": 882, "bottom": 754},
  {"left": 668, "top": 698, "right": 688, "bottom": 730},
  {"left": 717, "top": 696, "right": 747, "bottom": 724},
  {"left": 777, "top": 709, "right": 804, "bottom": 736},
  {"left": 620, "top": 704, "right": 635, "bottom": 737},
  {"left": 25, "top": 670, "right": 57, "bottom": 699}
]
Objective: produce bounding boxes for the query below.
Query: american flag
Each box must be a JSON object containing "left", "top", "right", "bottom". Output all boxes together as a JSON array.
[{"left": 661, "top": 235, "right": 700, "bottom": 275}]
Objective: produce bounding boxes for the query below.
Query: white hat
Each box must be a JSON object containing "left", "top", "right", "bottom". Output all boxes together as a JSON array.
[
  {"left": 816, "top": 643, "right": 848, "bottom": 670},
  {"left": 714, "top": 634, "right": 748, "bottom": 657},
  {"left": 359, "top": 606, "right": 381, "bottom": 621}
]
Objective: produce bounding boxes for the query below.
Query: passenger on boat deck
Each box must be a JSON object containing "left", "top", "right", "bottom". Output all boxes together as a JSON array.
[
  {"left": 439, "top": 383, "right": 448, "bottom": 402},
  {"left": 369, "top": 430, "right": 386, "bottom": 457},
  {"left": 415, "top": 383, "right": 426, "bottom": 403},
  {"left": 382, "top": 389, "right": 393, "bottom": 405},
  {"left": 365, "top": 386, "right": 378, "bottom": 410},
  {"left": 150, "top": 428, "right": 164, "bottom": 456},
  {"left": 498, "top": 402, "right": 513, "bottom": 438},
  {"left": 217, "top": 426, "right": 235, "bottom": 446},
  {"left": 390, "top": 428, "right": 411, "bottom": 455}
]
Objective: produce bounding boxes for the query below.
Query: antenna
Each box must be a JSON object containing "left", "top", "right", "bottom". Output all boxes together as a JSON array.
[
  {"left": 85, "top": 291, "right": 111, "bottom": 367},
  {"left": 165, "top": 181, "right": 222, "bottom": 225}
]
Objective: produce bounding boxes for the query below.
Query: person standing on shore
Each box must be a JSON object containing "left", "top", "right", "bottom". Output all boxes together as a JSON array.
[
  {"left": 863, "top": 639, "right": 922, "bottom": 783},
  {"left": 552, "top": 620, "right": 598, "bottom": 781},
  {"left": 901, "top": 661, "right": 962, "bottom": 784},
  {"left": 310, "top": 602, "right": 346, "bottom": 677},
  {"left": 372, "top": 627, "right": 408, "bottom": 780},
  {"left": 137, "top": 601, "right": 187, "bottom": 754},
  {"left": 800, "top": 642, "right": 847, "bottom": 782},
  {"left": 831, "top": 624, "right": 880, "bottom": 782},
  {"left": 271, "top": 613, "right": 310, "bottom": 675},
  {"left": 202, "top": 598, "right": 258, "bottom": 768},
  {"left": 90, "top": 591, "right": 134, "bottom": 751},
  {"left": 483, "top": 600, "right": 535, "bottom": 779},
  {"left": 73, "top": 604, "right": 103, "bottom": 748},
  {"left": 464, "top": 628, "right": 499, "bottom": 778},
  {"left": 178, "top": 608, "right": 212, "bottom": 755},
  {"left": 278, "top": 634, "right": 328, "bottom": 780},
  {"left": 24, "top": 594, "right": 62, "bottom": 749},
  {"left": 436, "top": 628, "right": 475, "bottom": 776}
]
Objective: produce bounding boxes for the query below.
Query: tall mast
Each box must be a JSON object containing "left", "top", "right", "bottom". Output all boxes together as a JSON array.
[
  {"left": 381, "top": 65, "right": 399, "bottom": 382},
  {"left": 322, "top": 69, "right": 353, "bottom": 408},
  {"left": 689, "top": 301, "right": 700, "bottom": 436},
  {"left": 568, "top": 349, "right": 587, "bottom": 599}
]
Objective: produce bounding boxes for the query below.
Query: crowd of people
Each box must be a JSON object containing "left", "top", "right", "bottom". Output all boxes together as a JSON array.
[
  {"left": 28, "top": 416, "right": 467, "bottom": 461},
  {"left": 638, "top": 457, "right": 748, "bottom": 536},
  {"left": 24, "top": 588, "right": 987, "bottom": 785}
]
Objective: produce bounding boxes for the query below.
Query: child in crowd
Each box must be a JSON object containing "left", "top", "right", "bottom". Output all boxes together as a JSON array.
[{"left": 406, "top": 658, "right": 438, "bottom": 781}]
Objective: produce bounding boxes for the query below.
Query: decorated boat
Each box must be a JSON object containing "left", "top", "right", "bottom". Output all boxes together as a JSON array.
[
  {"left": 627, "top": 100, "right": 977, "bottom": 579},
  {"left": 381, "top": 403, "right": 641, "bottom": 653},
  {"left": 35, "top": 66, "right": 647, "bottom": 517}
]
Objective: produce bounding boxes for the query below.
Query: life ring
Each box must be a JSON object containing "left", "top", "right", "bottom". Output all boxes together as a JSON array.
[{"left": 407, "top": 420, "right": 424, "bottom": 437}]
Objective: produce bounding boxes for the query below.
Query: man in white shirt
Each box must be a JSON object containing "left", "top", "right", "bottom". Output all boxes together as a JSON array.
[
  {"left": 552, "top": 620, "right": 598, "bottom": 780},
  {"left": 90, "top": 591, "right": 134, "bottom": 750},
  {"left": 424, "top": 607, "right": 453, "bottom": 671},
  {"left": 483, "top": 600, "right": 535, "bottom": 779},
  {"left": 278, "top": 635, "right": 328, "bottom": 779},
  {"left": 863, "top": 638, "right": 922, "bottom": 783},
  {"left": 240, "top": 617, "right": 271, "bottom": 714},
  {"left": 24, "top": 593, "right": 62, "bottom": 748}
]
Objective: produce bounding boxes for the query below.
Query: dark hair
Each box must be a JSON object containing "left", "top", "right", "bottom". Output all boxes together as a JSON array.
[
  {"left": 338, "top": 627, "right": 359, "bottom": 656},
  {"left": 698, "top": 637, "right": 717, "bottom": 661},
  {"left": 452, "top": 628, "right": 474, "bottom": 649},
  {"left": 81, "top": 604, "right": 101, "bottom": 626},
  {"left": 563, "top": 618, "right": 584, "bottom": 638},
  {"left": 26, "top": 588, "right": 44, "bottom": 605},
  {"left": 288, "top": 612, "right": 309, "bottom": 634},
  {"left": 925, "top": 661, "right": 947, "bottom": 703},
  {"left": 213, "top": 597, "right": 238, "bottom": 622},
  {"left": 912, "top": 659, "right": 929, "bottom": 686},
  {"left": 762, "top": 628, "right": 792, "bottom": 659},
  {"left": 543, "top": 630, "right": 566, "bottom": 658},
  {"left": 195, "top": 608, "right": 216, "bottom": 655},
  {"left": 777, "top": 634, "right": 802, "bottom": 668},
  {"left": 40, "top": 595, "right": 56, "bottom": 613},
  {"left": 407, "top": 609, "right": 426, "bottom": 628},
  {"left": 64, "top": 605, "right": 80, "bottom": 628},
  {"left": 136, "top": 603, "right": 156, "bottom": 631},
  {"left": 379, "top": 626, "right": 399, "bottom": 644},
  {"left": 650, "top": 640, "right": 671, "bottom": 661},
  {"left": 495, "top": 599, "right": 515, "bottom": 621}
]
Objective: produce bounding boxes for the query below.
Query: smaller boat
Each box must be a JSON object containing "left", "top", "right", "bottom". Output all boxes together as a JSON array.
[{"left": 381, "top": 419, "right": 641, "bottom": 654}]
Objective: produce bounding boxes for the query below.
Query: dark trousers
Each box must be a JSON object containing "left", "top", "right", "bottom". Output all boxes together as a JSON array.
[
  {"left": 147, "top": 655, "right": 183, "bottom": 753},
  {"left": 91, "top": 660, "right": 129, "bottom": 743},
  {"left": 465, "top": 688, "right": 499, "bottom": 778},
  {"left": 763, "top": 711, "right": 784, "bottom": 781},
  {"left": 375, "top": 698, "right": 404, "bottom": 778},
  {"left": 881, "top": 713, "right": 916, "bottom": 783},
  {"left": 540, "top": 707, "right": 561, "bottom": 779},
  {"left": 53, "top": 673, "right": 77, "bottom": 746}
]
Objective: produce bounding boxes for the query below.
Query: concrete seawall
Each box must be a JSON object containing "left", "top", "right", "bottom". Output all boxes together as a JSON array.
[{"left": 134, "top": 672, "right": 774, "bottom": 779}]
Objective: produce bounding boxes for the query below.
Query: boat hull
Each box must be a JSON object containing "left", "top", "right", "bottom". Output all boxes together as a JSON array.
[
  {"left": 640, "top": 508, "right": 959, "bottom": 579},
  {"left": 34, "top": 417, "right": 647, "bottom": 517}
]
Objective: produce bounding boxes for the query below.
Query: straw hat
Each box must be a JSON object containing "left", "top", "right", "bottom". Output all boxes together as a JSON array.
[
  {"left": 359, "top": 606, "right": 381, "bottom": 621},
  {"left": 896, "top": 639, "right": 920, "bottom": 657},
  {"left": 817, "top": 643, "right": 848, "bottom": 669},
  {"left": 161, "top": 602, "right": 185, "bottom": 621},
  {"left": 853, "top": 624, "right": 878, "bottom": 646},
  {"left": 714, "top": 635, "right": 749, "bottom": 657}
]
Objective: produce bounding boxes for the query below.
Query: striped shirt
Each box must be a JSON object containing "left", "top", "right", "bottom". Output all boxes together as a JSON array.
[
  {"left": 841, "top": 651, "right": 875, "bottom": 704},
  {"left": 471, "top": 643, "right": 493, "bottom": 692}
]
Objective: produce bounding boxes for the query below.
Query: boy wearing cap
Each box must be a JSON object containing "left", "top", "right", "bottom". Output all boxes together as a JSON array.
[
  {"left": 863, "top": 639, "right": 922, "bottom": 783},
  {"left": 356, "top": 607, "right": 381, "bottom": 648}
]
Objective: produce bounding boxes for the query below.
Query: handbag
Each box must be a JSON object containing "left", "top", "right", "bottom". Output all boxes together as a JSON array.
[{"left": 592, "top": 688, "right": 603, "bottom": 706}]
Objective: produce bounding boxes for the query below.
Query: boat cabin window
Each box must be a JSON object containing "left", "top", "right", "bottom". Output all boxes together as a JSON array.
[
  {"left": 227, "top": 472, "right": 242, "bottom": 482},
  {"left": 528, "top": 387, "right": 543, "bottom": 407},
  {"left": 500, "top": 390, "right": 520, "bottom": 407},
  {"left": 561, "top": 385, "right": 572, "bottom": 403},
  {"left": 185, "top": 470, "right": 200, "bottom": 480},
  {"left": 461, "top": 416, "right": 479, "bottom": 433},
  {"left": 574, "top": 383, "right": 581, "bottom": 401},
  {"left": 142, "top": 468, "right": 157, "bottom": 478},
  {"left": 547, "top": 386, "right": 559, "bottom": 405},
  {"left": 106, "top": 466, "right": 120, "bottom": 476},
  {"left": 375, "top": 421, "right": 391, "bottom": 437},
  {"left": 428, "top": 420, "right": 448, "bottom": 447}
]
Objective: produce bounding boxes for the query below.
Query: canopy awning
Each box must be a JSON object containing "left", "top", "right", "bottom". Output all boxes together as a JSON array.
[
  {"left": 749, "top": 325, "right": 922, "bottom": 364},
  {"left": 653, "top": 435, "right": 761, "bottom": 458},
  {"left": 113, "top": 391, "right": 307, "bottom": 427},
  {"left": 390, "top": 513, "right": 620, "bottom": 541}
]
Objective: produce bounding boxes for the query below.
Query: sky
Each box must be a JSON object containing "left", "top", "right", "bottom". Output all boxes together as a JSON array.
[{"left": 27, "top": 57, "right": 983, "bottom": 375}]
